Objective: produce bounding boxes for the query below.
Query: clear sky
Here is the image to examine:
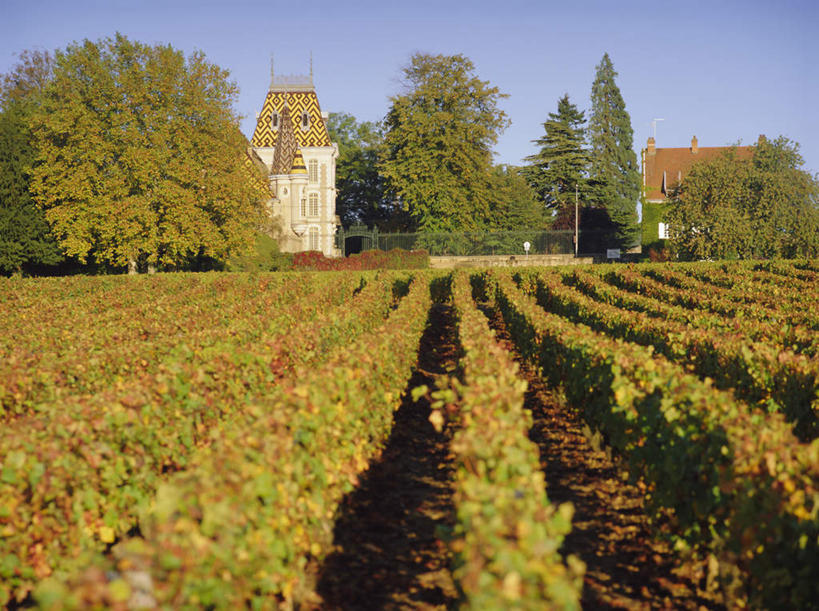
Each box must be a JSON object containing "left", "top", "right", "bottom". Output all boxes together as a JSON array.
[{"left": 3, "top": 0, "right": 818, "bottom": 176}]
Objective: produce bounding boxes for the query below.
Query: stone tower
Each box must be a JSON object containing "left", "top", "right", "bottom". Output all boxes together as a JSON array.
[{"left": 251, "top": 60, "right": 339, "bottom": 256}]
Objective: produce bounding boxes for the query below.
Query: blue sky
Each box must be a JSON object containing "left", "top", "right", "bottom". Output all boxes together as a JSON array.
[{"left": 3, "top": 0, "right": 818, "bottom": 176}]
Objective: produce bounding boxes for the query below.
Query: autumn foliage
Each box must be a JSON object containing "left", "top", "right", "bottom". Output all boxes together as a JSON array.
[{"left": 1, "top": 260, "right": 817, "bottom": 608}]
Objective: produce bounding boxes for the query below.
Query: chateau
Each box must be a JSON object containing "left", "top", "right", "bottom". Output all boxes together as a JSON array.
[{"left": 251, "top": 62, "right": 340, "bottom": 256}]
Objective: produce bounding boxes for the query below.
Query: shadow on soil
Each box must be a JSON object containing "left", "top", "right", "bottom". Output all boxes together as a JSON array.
[{"left": 315, "top": 304, "right": 460, "bottom": 610}]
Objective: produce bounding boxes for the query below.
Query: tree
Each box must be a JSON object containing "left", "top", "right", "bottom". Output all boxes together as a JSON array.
[
  {"left": 587, "top": 53, "right": 640, "bottom": 248},
  {"left": 667, "top": 136, "right": 819, "bottom": 260},
  {"left": 522, "top": 94, "right": 589, "bottom": 229},
  {"left": 380, "top": 53, "right": 509, "bottom": 232},
  {"left": 0, "top": 49, "right": 54, "bottom": 106},
  {"left": 28, "top": 34, "right": 269, "bottom": 273},
  {"left": 489, "top": 164, "right": 548, "bottom": 230},
  {"left": 326, "top": 112, "right": 409, "bottom": 230},
  {"left": 0, "top": 50, "right": 63, "bottom": 275}
]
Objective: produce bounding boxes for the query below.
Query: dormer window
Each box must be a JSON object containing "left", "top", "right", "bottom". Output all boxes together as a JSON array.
[
  {"left": 301, "top": 111, "right": 310, "bottom": 131},
  {"left": 270, "top": 111, "right": 280, "bottom": 131}
]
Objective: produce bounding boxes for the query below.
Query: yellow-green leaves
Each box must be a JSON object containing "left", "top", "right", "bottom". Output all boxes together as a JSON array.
[{"left": 27, "top": 34, "right": 268, "bottom": 271}]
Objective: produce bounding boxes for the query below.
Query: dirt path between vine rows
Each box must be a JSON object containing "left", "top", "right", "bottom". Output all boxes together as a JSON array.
[
  {"left": 485, "top": 306, "right": 725, "bottom": 610},
  {"left": 315, "top": 304, "right": 461, "bottom": 610},
  {"left": 313, "top": 301, "right": 723, "bottom": 610}
]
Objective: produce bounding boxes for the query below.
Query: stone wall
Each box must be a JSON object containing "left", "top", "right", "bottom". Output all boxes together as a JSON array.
[{"left": 428, "top": 254, "right": 594, "bottom": 269}]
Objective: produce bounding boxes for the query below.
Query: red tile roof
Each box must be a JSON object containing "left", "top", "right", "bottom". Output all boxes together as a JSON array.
[{"left": 642, "top": 137, "right": 754, "bottom": 201}]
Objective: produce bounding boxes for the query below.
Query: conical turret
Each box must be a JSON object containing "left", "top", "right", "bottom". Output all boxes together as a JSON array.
[{"left": 271, "top": 103, "right": 298, "bottom": 175}]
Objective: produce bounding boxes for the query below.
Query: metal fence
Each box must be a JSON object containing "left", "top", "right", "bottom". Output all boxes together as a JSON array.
[{"left": 336, "top": 226, "right": 609, "bottom": 257}]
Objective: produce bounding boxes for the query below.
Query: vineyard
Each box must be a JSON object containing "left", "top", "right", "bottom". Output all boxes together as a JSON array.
[{"left": 1, "top": 260, "right": 818, "bottom": 609}]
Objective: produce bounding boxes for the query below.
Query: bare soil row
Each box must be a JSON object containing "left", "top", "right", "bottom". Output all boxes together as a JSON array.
[{"left": 312, "top": 303, "right": 722, "bottom": 609}]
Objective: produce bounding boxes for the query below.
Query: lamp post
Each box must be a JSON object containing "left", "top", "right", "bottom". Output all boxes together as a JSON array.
[{"left": 574, "top": 183, "right": 579, "bottom": 257}]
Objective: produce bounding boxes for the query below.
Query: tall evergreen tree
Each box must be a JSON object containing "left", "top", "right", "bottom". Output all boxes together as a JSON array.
[
  {"left": 523, "top": 94, "right": 588, "bottom": 229},
  {"left": 587, "top": 53, "right": 640, "bottom": 248},
  {"left": 380, "top": 53, "right": 509, "bottom": 232}
]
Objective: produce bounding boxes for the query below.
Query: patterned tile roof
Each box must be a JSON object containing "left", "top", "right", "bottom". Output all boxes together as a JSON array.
[
  {"left": 252, "top": 89, "right": 331, "bottom": 149},
  {"left": 643, "top": 136, "right": 754, "bottom": 201},
  {"left": 290, "top": 148, "right": 307, "bottom": 175},
  {"left": 270, "top": 104, "right": 299, "bottom": 175}
]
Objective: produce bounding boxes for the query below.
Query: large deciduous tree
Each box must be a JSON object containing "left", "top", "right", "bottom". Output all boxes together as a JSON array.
[
  {"left": 667, "top": 136, "right": 819, "bottom": 260},
  {"left": 326, "top": 112, "right": 409, "bottom": 230},
  {"left": 28, "top": 34, "right": 268, "bottom": 272},
  {"left": 523, "top": 94, "right": 588, "bottom": 229},
  {"left": 0, "top": 50, "right": 63, "bottom": 275},
  {"left": 587, "top": 53, "right": 640, "bottom": 248},
  {"left": 380, "top": 53, "right": 509, "bottom": 232}
]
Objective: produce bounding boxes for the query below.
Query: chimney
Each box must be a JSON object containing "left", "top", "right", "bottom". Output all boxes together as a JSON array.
[
  {"left": 646, "top": 136, "right": 656, "bottom": 155},
  {"left": 691, "top": 135, "right": 698, "bottom": 154}
]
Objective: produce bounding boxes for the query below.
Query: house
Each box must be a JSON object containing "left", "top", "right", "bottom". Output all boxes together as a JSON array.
[
  {"left": 641, "top": 135, "right": 754, "bottom": 251},
  {"left": 250, "top": 61, "right": 340, "bottom": 256}
]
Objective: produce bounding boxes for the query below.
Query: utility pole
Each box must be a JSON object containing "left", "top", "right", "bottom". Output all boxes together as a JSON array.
[{"left": 574, "top": 183, "right": 579, "bottom": 257}]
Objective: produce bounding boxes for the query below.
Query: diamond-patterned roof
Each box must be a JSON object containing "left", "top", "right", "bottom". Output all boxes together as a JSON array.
[
  {"left": 252, "top": 89, "right": 331, "bottom": 149},
  {"left": 271, "top": 104, "right": 298, "bottom": 175}
]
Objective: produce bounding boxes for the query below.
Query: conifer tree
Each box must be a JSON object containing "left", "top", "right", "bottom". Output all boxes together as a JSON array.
[
  {"left": 587, "top": 53, "right": 640, "bottom": 248},
  {"left": 523, "top": 94, "right": 588, "bottom": 229}
]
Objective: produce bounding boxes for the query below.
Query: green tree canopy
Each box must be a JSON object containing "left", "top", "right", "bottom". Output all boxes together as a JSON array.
[
  {"left": 489, "top": 164, "right": 548, "bottom": 231},
  {"left": 667, "top": 136, "right": 819, "bottom": 260},
  {"left": 380, "top": 53, "right": 509, "bottom": 232},
  {"left": 28, "top": 34, "right": 268, "bottom": 272},
  {"left": 587, "top": 53, "right": 640, "bottom": 248},
  {"left": 522, "top": 94, "right": 589, "bottom": 229},
  {"left": 326, "top": 112, "right": 409, "bottom": 230},
  {"left": 0, "top": 50, "right": 63, "bottom": 276}
]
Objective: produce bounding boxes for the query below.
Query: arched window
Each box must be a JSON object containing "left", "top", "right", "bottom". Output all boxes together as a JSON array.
[
  {"left": 301, "top": 111, "right": 310, "bottom": 131},
  {"left": 299, "top": 197, "right": 306, "bottom": 218},
  {"left": 309, "top": 226, "right": 319, "bottom": 251},
  {"left": 270, "top": 111, "right": 280, "bottom": 131},
  {"left": 308, "top": 159, "right": 318, "bottom": 183},
  {"left": 308, "top": 192, "right": 319, "bottom": 216}
]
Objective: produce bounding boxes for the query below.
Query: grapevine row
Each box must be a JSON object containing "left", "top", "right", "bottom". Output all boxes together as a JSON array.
[
  {"left": 637, "top": 265, "right": 819, "bottom": 330},
  {"left": 41, "top": 272, "right": 434, "bottom": 608},
  {"left": 678, "top": 261, "right": 819, "bottom": 312},
  {"left": 515, "top": 268, "right": 819, "bottom": 440},
  {"left": 0, "top": 273, "right": 343, "bottom": 419},
  {"left": 485, "top": 270, "right": 819, "bottom": 608},
  {"left": 567, "top": 268, "right": 819, "bottom": 357},
  {"left": 448, "top": 271, "right": 583, "bottom": 608},
  {"left": 0, "top": 271, "right": 407, "bottom": 605}
]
